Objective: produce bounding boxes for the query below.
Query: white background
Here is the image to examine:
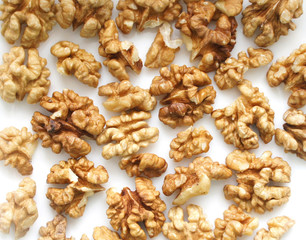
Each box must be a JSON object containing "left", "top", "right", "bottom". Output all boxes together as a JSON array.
[{"left": 0, "top": 0, "right": 305, "bottom": 239}]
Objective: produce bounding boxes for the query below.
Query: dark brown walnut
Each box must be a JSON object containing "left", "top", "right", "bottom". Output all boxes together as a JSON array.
[
  {"left": 106, "top": 177, "right": 166, "bottom": 240},
  {"left": 175, "top": 0, "right": 237, "bottom": 72},
  {"left": 150, "top": 64, "right": 216, "bottom": 128},
  {"left": 31, "top": 89, "right": 105, "bottom": 158}
]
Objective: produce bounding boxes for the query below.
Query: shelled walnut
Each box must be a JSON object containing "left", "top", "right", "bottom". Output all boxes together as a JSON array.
[
  {"left": 97, "top": 111, "right": 159, "bottom": 159},
  {"left": 55, "top": 0, "right": 113, "bottom": 38},
  {"left": 98, "top": 80, "right": 156, "bottom": 112},
  {"left": 51, "top": 41, "right": 102, "bottom": 88},
  {"left": 116, "top": 0, "right": 182, "bottom": 34},
  {"left": 242, "top": 0, "right": 303, "bottom": 47},
  {"left": 0, "top": 0, "right": 55, "bottom": 48},
  {"left": 215, "top": 48, "right": 273, "bottom": 90},
  {"left": 163, "top": 156, "right": 232, "bottom": 205},
  {"left": 106, "top": 177, "right": 166, "bottom": 240},
  {"left": 224, "top": 150, "right": 291, "bottom": 214},
  {"left": 212, "top": 80, "right": 275, "bottom": 150},
  {"left": 150, "top": 64, "right": 216, "bottom": 128},
  {"left": 175, "top": 0, "right": 237, "bottom": 72},
  {"left": 46, "top": 157, "right": 108, "bottom": 218},
  {"left": 81, "top": 227, "right": 122, "bottom": 240},
  {"left": 31, "top": 89, "right": 105, "bottom": 158},
  {"left": 267, "top": 44, "right": 306, "bottom": 108},
  {"left": 0, "top": 47, "right": 50, "bottom": 104},
  {"left": 0, "top": 178, "right": 38, "bottom": 239},
  {"left": 162, "top": 204, "right": 214, "bottom": 240},
  {"left": 98, "top": 20, "right": 143, "bottom": 81}
]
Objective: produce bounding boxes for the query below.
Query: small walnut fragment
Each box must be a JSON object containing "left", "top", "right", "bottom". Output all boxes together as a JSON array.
[
  {"left": 0, "top": 47, "right": 50, "bottom": 104},
  {"left": 163, "top": 157, "right": 232, "bottom": 205},
  {"left": 99, "top": 20, "right": 143, "bottom": 81},
  {"left": 51, "top": 41, "right": 102, "bottom": 88},
  {"left": 215, "top": 48, "right": 273, "bottom": 90},
  {"left": 106, "top": 177, "right": 166, "bottom": 240},
  {"left": 0, "top": 178, "right": 38, "bottom": 239},
  {"left": 267, "top": 44, "right": 306, "bottom": 108},
  {"left": 212, "top": 80, "right": 275, "bottom": 150},
  {"left": 92, "top": 226, "right": 122, "bottom": 240},
  {"left": 162, "top": 204, "right": 214, "bottom": 240}
]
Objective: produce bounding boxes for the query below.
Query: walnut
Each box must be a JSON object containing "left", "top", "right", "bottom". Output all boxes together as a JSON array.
[
  {"left": 51, "top": 41, "right": 102, "bottom": 88},
  {"left": 267, "top": 43, "right": 306, "bottom": 108},
  {"left": 116, "top": 0, "right": 182, "bottom": 34},
  {"left": 224, "top": 150, "right": 291, "bottom": 214},
  {"left": 162, "top": 204, "right": 214, "bottom": 240},
  {"left": 0, "top": 0, "right": 55, "bottom": 48},
  {"left": 106, "top": 177, "right": 166, "bottom": 240},
  {"left": 0, "top": 177, "right": 38, "bottom": 239},
  {"left": 96, "top": 111, "right": 159, "bottom": 159},
  {"left": 0, "top": 46, "right": 51, "bottom": 104},
  {"left": 46, "top": 157, "right": 108, "bottom": 218},
  {"left": 214, "top": 205, "right": 259, "bottom": 240},
  {"left": 175, "top": 0, "right": 237, "bottom": 72},
  {"left": 92, "top": 226, "right": 121, "bottom": 240},
  {"left": 145, "top": 22, "right": 182, "bottom": 68},
  {"left": 162, "top": 156, "right": 232, "bottom": 205},
  {"left": 150, "top": 64, "right": 216, "bottom": 128},
  {"left": 98, "top": 80, "right": 157, "bottom": 112},
  {"left": 215, "top": 48, "right": 273, "bottom": 90},
  {"left": 98, "top": 20, "right": 143, "bottom": 81},
  {"left": 31, "top": 89, "right": 105, "bottom": 158},
  {"left": 55, "top": 0, "right": 113, "bottom": 38},
  {"left": 212, "top": 80, "right": 275, "bottom": 150},
  {"left": 119, "top": 153, "right": 168, "bottom": 177}
]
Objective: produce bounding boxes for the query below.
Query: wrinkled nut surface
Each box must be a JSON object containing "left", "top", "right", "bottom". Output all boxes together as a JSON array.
[
  {"left": 214, "top": 205, "right": 259, "bottom": 240},
  {"left": 0, "top": 127, "right": 38, "bottom": 175},
  {"left": 242, "top": 0, "right": 303, "bottom": 47},
  {"left": 51, "top": 41, "right": 102, "bottom": 88},
  {"left": 46, "top": 157, "right": 109, "bottom": 218},
  {"left": 98, "top": 80, "right": 157, "bottom": 112},
  {"left": 0, "top": 47, "right": 51, "bottom": 104},
  {"left": 0, "top": 177, "right": 38, "bottom": 239},
  {"left": 267, "top": 43, "right": 306, "bottom": 108},
  {"left": 212, "top": 80, "right": 275, "bottom": 150},
  {"left": 224, "top": 150, "right": 291, "bottom": 214},
  {"left": 99, "top": 20, "right": 143, "bottom": 81},
  {"left": 106, "top": 177, "right": 166, "bottom": 240},
  {"left": 150, "top": 64, "right": 216, "bottom": 128},
  {"left": 97, "top": 111, "right": 159, "bottom": 159},
  {"left": 215, "top": 48, "right": 273, "bottom": 90},
  {"left": 31, "top": 89, "right": 106, "bottom": 158},
  {"left": 163, "top": 156, "right": 232, "bottom": 205},
  {"left": 0, "top": 0, "right": 55, "bottom": 48},
  {"left": 175, "top": 0, "right": 237, "bottom": 72},
  {"left": 55, "top": 0, "right": 113, "bottom": 38},
  {"left": 162, "top": 204, "right": 214, "bottom": 240},
  {"left": 92, "top": 226, "right": 122, "bottom": 240}
]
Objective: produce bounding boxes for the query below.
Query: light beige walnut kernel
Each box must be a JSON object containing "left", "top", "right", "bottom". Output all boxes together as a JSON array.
[
  {"left": 163, "top": 156, "right": 232, "bottom": 205},
  {"left": 224, "top": 150, "right": 291, "bottom": 214},
  {"left": 106, "top": 177, "right": 166, "bottom": 240},
  {"left": 92, "top": 226, "right": 121, "bottom": 240},
  {"left": 0, "top": 47, "right": 51, "bottom": 104},
  {"left": 51, "top": 41, "right": 102, "bottom": 88}
]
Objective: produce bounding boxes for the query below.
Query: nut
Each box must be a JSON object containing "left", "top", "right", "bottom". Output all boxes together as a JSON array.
[
  {"left": 224, "top": 150, "right": 291, "bottom": 214},
  {"left": 98, "top": 20, "right": 143, "bottom": 81},
  {"left": 106, "top": 177, "right": 166, "bottom": 240},
  {"left": 212, "top": 80, "right": 275, "bottom": 150},
  {"left": 150, "top": 64, "right": 216, "bottom": 128},
  {"left": 0, "top": 47, "right": 50, "bottom": 104},
  {"left": 162, "top": 156, "right": 232, "bottom": 205},
  {"left": 51, "top": 41, "right": 102, "bottom": 88},
  {"left": 162, "top": 204, "right": 214, "bottom": 240},
  {"left": 46, "top": 157, "right": 109, "bottom": 218},
  {"left": 0, "top": 127, "right": 38, "bottom": 175},
  {"left": 92, "top": 226, "right": 121, "bottom": 240}
]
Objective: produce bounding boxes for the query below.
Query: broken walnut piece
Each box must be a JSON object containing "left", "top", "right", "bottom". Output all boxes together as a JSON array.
[
  {"left": 162, "top": 156, "right": 232, "bottom": 205},
  {"left": 107, "top": 177, "right": 166, "bottom": 240},
  {"left": 51, "top": 41, "right": 102, "bottom": 88}
]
